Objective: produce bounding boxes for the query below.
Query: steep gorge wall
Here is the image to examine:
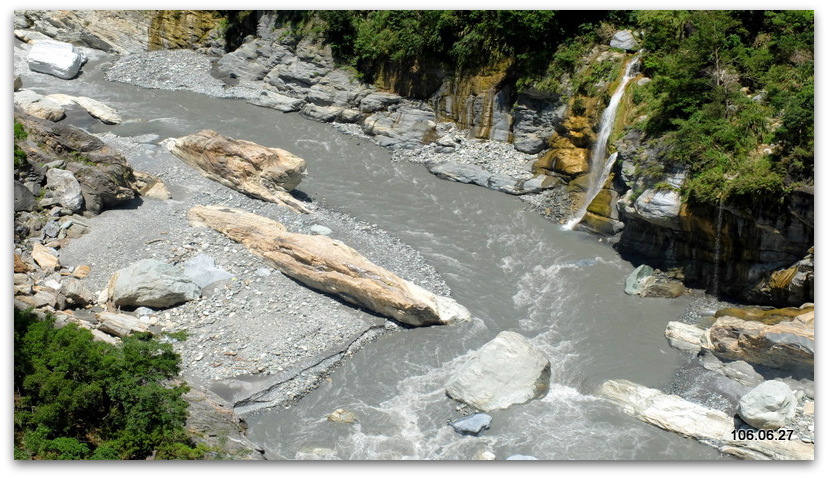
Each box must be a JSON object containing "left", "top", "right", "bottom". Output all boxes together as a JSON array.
[{"left": 616, "top": 188, "right": 814, "bottom": 304}]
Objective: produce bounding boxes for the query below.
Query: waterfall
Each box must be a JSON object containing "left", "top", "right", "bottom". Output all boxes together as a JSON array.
[{"left": 564, "top": 55, "right": 640, "bottom": 230}]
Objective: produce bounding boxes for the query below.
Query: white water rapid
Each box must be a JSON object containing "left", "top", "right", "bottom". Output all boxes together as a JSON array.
[{"left": 564, "top": 55, "right": 640, "bottom": 230}]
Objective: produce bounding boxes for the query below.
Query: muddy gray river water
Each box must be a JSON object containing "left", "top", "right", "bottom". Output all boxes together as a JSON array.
[{"left": 16, "top": 46, "right": 728, "bottom": 460}]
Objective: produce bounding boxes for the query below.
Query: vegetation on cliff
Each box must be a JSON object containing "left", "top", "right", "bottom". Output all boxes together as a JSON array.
[
  {"left": 632, "top": 10, "right": 813, "bottom": 205},
  {"left": 14, "top": 308, "right": 208, "bottom": 459},
  {"left": 252, "top": 10, "right": 812, "bottom": 207}
]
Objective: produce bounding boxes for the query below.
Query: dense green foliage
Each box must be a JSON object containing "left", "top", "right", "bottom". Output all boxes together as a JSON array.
[
  {"left": 14, "top": 120, "right": 28, "bottom": 169},
  {"left": 258, "top": 10, "right": 812, "bottom": 207},
  {"left": 277, "top": 10, "right": 620, "bottom": 83},
  {"left": 631, "top": 10, "right": 814, "bottom": 204},
  {"left": 14, "top": 308, "right": 206, "bottom": 460}
]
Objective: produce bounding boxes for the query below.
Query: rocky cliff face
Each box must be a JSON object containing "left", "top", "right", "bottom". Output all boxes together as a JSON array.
[
  {"left": 615, "top": 181, "right": 813, "bottom": 304},
  {"left": 14, "top": 10, "right": 224, "bottom": 54}
]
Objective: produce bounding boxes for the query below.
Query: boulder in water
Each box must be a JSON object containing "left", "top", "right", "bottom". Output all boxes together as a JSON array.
[
  {"left": 624, "top": 264, "right": 654, "bottom": 295},
  {"left": 445, "top": 331, "right": 550, "bottom": 411},
  {"left": 449, "top": 413, "right": 492, "bottom": 436}
]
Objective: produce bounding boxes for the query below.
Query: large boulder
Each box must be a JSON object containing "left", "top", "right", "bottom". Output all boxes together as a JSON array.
[
  {"left": 163, "top": 130, "right": 309, "bottom": 213},
  {"left": 106, "top": 259, "right": 201, "bottom": 309},
  {"left": 704, "top": 313, "right": 814, "bottom": 372},
  {"left": 445, "top": 331, "right": 550, "bottom": 411},
  {"left": 45, "top": 168, "right": 85, "bottom": 213},
  {"left": 624, "top": 264, "right": 654, "bottom": 295},
  {"left": 14, "top": 89, "right": 67, "bottom": 121},
  {"left": 737, "top": 381, "right": 797, "bottom": 430},
  {"left": 95, "top": 311, "right": 151, "bottom": 337},
  {"left": 14, "top": 180, "right": 36, "bottom": 212},
  {"left": 27, "top": 39, "right": 84, "bottom": 79},
  {"left": 46, "top": 94, "right": 122, "bottom": 124},
  {"left": 187, "top": 205, "right": 471, "bottom": 327}
]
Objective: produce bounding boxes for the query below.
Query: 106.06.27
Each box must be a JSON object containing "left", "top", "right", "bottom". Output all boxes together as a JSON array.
[{"left": 732, "top": 429, "right": 794, "bottom": 440}]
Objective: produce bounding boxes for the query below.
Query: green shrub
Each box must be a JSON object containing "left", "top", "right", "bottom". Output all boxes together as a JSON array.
[{"left": 14, "top": 308, "right": 204, "bottom": 460}]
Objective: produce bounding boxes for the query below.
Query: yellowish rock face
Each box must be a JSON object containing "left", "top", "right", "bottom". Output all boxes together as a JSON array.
[{"left": 148, "top": 10, "right": 222, "bottom": 51}]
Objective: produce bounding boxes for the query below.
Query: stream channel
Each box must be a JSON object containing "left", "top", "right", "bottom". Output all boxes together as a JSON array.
[{"left": 17, "top": 46, "right": 729, "bottom": 460}]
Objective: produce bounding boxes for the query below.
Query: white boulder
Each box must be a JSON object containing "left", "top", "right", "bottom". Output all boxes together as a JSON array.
[
  {"left": 445, "top": 331, "right": 550, "bottom": 411},
  {"left": 107, "top": 259, "right": 200, "bottom": 309},
  {"left": 45, "top": 168, "right": 85, "bottom": 212},
  {"left": 27, "top": 39, "right": 84, "bottom": 80},
  {"left": 737, "top": 381, "right": 797, "bottom": 430}
]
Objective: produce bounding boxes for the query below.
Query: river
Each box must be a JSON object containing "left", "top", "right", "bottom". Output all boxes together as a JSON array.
[{"left": 15, "top": 44, "right": 728, "bottom": 460}]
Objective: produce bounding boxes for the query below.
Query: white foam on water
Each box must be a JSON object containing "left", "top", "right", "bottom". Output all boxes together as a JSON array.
[{"left": 295, "top": 138, "right": 331, "bottom": 151}]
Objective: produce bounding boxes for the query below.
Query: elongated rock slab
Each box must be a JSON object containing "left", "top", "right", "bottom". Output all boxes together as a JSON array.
[
  {"left": 598, "top": 379, "right": 813, "bottom": 460},
  {"left": 163, "top": 130, "right": 310, "bottom": 213},
  {"left": 705, "top": 314, "right": 814, "bottom": 371},
  {"left": 187, "top": 205, "right": 471, "bottom": 326}
]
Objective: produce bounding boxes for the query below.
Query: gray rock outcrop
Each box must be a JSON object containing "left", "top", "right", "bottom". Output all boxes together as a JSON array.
[
  {"left": 445, "top": 331, "right": 550, "bottom": 411},
  {"left": 426, "top": 161, "right": 542, "bottom": 195},
  {"left": 106, "top": 259, "right": 201, "bottom": 309},
  {"left": 737, "top": 381, "right": 797, "bottom": 430},
  {"left": 610, "top": 30, "right": 640, "bottom": 51}
]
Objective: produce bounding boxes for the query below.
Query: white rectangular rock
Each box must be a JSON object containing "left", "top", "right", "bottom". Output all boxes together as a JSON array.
[{"left": 27, "top": 39, "right": 83, "bottom": 80}]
